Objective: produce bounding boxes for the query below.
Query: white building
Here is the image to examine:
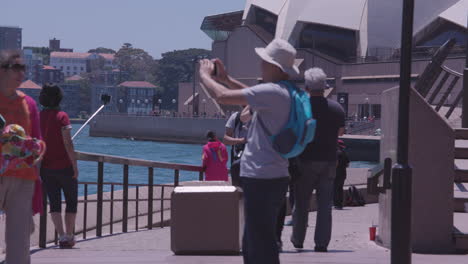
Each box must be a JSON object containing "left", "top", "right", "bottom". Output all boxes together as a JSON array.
[
  {"left": 50, "top": 52, "right": 116, "bottom": 77},
  {"left": 240, "top": 0, "right": 467, "bottom": 60},
  {"left": 197, "top": 0, "right": 466, "bottom": 118}
]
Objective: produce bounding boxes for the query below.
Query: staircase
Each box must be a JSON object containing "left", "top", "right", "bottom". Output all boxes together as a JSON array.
[
  {"left": 453, "top": 128, "right": 468, "bottom": 252},
  {"left": 410, "top": 38, "right": 468, "bottom": 252}
]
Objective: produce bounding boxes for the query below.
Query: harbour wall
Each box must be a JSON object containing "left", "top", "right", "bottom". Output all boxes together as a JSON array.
[{"left": 90, "top": 115, "right": 380, "bottom": 162}]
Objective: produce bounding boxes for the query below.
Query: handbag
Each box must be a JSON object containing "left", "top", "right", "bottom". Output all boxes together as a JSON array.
[{"left": 0, "top": 124, "right": 46, "bottom": 174}]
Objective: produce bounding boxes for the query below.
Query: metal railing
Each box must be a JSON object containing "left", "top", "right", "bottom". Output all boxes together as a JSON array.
[
  {"left": 346, "top": 120, "right": 379, "bottom": 135},
  {"left": 345, "top": 45, "right": 466, "bottom": 64},
  {"left": 99, "top": 112, "right": 230, "bottom": 120},
  {"left": 38, "top": 151, "right": 204, "bottom": 248},
  {"left": 414, "top": 38, "right": 464, "bottom": 119}
]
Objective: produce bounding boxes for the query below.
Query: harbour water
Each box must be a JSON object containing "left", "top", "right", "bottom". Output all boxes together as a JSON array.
[
  {"left": 72, "top": 126, "right": 376, "bottom": 195},
  {"left": 73, "top": 125, "right": 203, "bottom": 195}
]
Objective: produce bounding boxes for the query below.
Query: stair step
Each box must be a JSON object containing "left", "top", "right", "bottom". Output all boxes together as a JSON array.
[
  {"left": 454, "top": 197, "right": 468, "bottom": 212},
  {"left": 453, "top": 228, "right": 468, "bottom": 252},
  {"left": 455, "top": 169, "right": 468, "bottom": 183},
  {"left": 455, "top": 129, "right": 468, "bottom": 140},
  {"left": 455, "top": 147, "right": 468, "bottom": 159}
]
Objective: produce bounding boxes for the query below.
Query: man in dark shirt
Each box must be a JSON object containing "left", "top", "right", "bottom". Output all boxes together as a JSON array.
[{"left": 291, "top": 68, "right": 345, "bottom": 252}]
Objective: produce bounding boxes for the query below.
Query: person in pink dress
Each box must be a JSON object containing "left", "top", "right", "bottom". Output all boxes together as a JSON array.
[
  {"left": 202, "top": 131, "right": 229, "bottom": 181},
  {"left": 0, "top": 49, "right": 44, "bottom": 264}
]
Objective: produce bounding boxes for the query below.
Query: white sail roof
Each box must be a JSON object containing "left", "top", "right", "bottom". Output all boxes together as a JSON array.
[{"left": 439, "top": 0, "right": 468, "bottom": 28}]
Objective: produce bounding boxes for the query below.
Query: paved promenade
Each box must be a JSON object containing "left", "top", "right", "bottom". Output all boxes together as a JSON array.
[
  {"left": 26, "top": 204, "right": 467, "bottom": 264},
  {"left": 0, "top": 168, "right": 370, "bottom": 250}
]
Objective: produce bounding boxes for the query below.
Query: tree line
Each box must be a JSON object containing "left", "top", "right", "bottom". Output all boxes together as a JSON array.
[{"left": 87, "top": 43, "right": 211, "bottom": 109}]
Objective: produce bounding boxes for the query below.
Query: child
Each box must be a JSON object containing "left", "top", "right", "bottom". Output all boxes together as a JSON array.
[
  {"left": 39, "top": 84, "right": 79, "bottom": 248},
  {"left": 202, "top": 131, "right": 228, "bottom": 181}
]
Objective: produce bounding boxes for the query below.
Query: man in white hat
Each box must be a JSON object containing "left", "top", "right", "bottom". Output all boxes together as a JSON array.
[
  {"left": 290, "top": 68, "right": 345, "bottom": 252},
  {"left": 199, "top": 38, "right": 299, "bottom": 264}
]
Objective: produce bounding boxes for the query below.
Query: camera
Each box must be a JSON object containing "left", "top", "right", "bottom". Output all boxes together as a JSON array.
[
  {"left": 101, "top": 94, "right": 111, "bottom": 105},
  {"left": 234, "top": 144, "right": 245, "bottom": 158}
]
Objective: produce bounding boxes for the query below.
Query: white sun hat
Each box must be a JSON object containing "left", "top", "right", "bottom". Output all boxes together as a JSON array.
[{"left": 255, "top": 39, "right": 300, "bottom": 76}]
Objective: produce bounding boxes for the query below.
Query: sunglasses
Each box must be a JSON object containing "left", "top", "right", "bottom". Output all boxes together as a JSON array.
[{"left": 1, "top": 63, "right": 26, "bottom": 72}]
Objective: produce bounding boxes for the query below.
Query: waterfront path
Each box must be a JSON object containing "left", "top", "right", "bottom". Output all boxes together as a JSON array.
[
  {"left": 28, "top": 203, "right": 468, "bottom": 264},
  {"left": 0, "top": 168, "right": 370, "bottom": 250}
]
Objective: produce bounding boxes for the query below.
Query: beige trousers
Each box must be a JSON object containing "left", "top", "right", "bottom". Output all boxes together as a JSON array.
[{"left": 0, "top": 176, "right": 35, "bottom": 264}]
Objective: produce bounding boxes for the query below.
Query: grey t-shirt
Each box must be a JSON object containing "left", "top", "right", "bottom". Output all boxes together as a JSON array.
[
  {"left": 225, "top": 111, "right": 249, "bottom": 139},
  {"left": 240, "top": 82, "right": 291, "bottom": 179}
]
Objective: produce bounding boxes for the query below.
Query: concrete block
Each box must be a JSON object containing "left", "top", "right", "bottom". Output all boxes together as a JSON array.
[{"left": 170, "top": 185, "right": 243, "bottom": 255}]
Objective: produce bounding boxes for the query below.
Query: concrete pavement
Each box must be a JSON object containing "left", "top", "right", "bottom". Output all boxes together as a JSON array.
[{"left": 27, "top": 204, "right": 468, "bottom": 264}]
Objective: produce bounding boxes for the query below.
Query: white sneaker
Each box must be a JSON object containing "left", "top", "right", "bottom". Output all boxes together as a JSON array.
[{"left": 59, "top": 235, "right": 75, "bottom": 249}]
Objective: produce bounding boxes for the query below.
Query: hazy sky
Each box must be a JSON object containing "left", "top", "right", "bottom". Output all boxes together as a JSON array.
[{"left": 1, "top": 0, "right": 245, "bottom": 58}]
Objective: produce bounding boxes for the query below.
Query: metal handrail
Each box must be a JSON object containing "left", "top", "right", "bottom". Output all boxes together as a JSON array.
[
  {"left": 442, "top": 66, "right": 463, "bottom": 78},
  {"left": 39, "top": 151, "right": 205, "bottom": 248},
  {"left": 75, "top": 151, "right": 204, "bottom": 172},
  {"left": 413, "top": 38, "right": 464, "bottom": 119}
]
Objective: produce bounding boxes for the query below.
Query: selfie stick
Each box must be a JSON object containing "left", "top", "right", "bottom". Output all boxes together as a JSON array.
[
  {"left": 72, "top": 94, "right": 111, "bottom": 140},
  {"left": 0, "top": 114, "right": 5, "bottom": 131}
]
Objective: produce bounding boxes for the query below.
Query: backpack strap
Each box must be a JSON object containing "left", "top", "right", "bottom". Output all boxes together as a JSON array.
[
  {"left": 280, "top": 80, "right": 314, "bottom": 119},
  {"left": 256, "top": 81, "right": 295, "bottom": 138},
  {"left": 233, "top": 111, "right": 242, "bottom": 137}
]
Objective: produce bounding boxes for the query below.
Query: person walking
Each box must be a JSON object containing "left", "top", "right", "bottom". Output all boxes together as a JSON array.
[
  {"left": 39, "top": 84, "right": 79, "bottom": 248},
  {"left": 0, "top": 50, "right": 43, "bottom": 264},
  {"left": 224, "top": 106, "right": 251, "bottom": 186},
  {"left": 199, "top": 38, "right": 299, "bottom": 264},
  {"left": 334, "top": 140, "right": 350, "bottom": 209},
  {"left": 202, "top": 131, "right": 229, "bottom": 181},
  {"left": 291, "top": 68, "right": 345, "bottom": 252}
]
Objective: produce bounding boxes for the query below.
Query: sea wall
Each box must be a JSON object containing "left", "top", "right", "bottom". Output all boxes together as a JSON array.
[
  {"left": 90, "top": 115, "right": 227, "bottom": 144},
  {"left": 90, "top": 115, "right": 380, "bottom": 162}
]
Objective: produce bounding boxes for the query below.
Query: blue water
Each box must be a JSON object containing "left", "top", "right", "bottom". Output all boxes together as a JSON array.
[
  {"left": 72, "top": 126, "right": 376, "bottom": 196},
  {"left": 73, "top": 126, "right": 203, "bottom": 196}
]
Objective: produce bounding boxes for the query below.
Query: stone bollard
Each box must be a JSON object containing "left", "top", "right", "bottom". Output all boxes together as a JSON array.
[{"left": 171, "top": 185, "right": 243, "bottom": 255}]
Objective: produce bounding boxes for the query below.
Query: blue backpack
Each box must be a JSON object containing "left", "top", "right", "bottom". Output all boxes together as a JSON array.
[{"left": 257, "top": 81, "right": 316, "bottom": 158}]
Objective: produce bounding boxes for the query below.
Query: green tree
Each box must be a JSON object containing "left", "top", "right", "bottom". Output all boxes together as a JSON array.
[
  {"left": 154, "top": 48, "right": 211, "bottom": 109},
  {"left": 80, "top": 56, "right": 107, "bottom": 84},
  {"left": 79, "top": 79, "right": 92, "bottom": 113},
  {"left": 65, "top": 77, "right": 92, "bottom": 114},
  {"left": 114, "top": 43, "right": 156, "bottom": 83},
  {"left": 87, "top": 47, "right": 116, "bottom": 54}
]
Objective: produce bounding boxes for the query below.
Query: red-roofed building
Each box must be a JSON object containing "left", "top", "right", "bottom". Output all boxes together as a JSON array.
[
  {"left": 19, "top": 80, "right": 41, "bottom": 89},
  {"left": 65, "top": 75, "right": 84, "bottom": 82},
  {"left": 93, "top": 81, "right": 160, "bottom": 115},
  {"left": 99, "top": 53, "right": 115, "bottom": 61},
  {"left": 18, "top": 80, "right": 41, "bottom": 103},
  {"left": 19, "top": 80, "right": 85, "bottom": 118},
  {"left": 118, "top": 81, "right": 159, "bottom": 115},
  {"left": 32, "top": 64, "right": 64, "bottom": 85},
  {"left": 51, "top": 51, "right": 90, "bottom": 59},
  {"left": 118, "top": 81, "right": 157, "bottom": 88},
  {"left": 42, "top": 65, "right": 56, "bottom": 70},
  {"left": 50, "top": 52, "right": 116, "bottom": 77},
  {"left": 50, "top": 52, "right": 88, "bottom": 77}
]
